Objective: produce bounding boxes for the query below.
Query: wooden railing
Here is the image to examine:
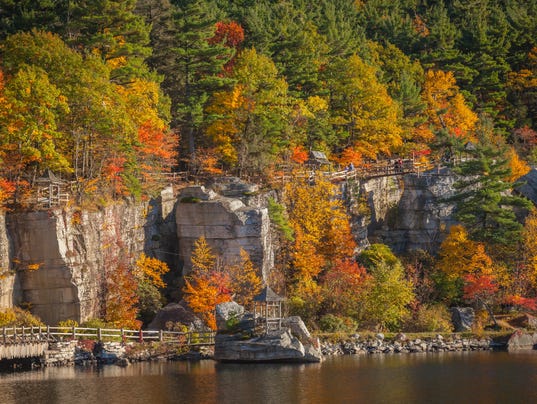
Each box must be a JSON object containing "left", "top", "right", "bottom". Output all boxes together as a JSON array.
[{"left": 0, "top": 326, "right": 216, "bottom": 346}]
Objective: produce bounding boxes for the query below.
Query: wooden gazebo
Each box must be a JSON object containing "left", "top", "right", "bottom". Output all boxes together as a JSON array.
[{"left": 253, "top": 286, "right": 285, "bottom": 333}]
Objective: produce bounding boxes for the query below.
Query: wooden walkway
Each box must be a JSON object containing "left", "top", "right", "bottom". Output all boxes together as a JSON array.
[{"left": 0, "top": 326, "right": 216, "bottom": 360}]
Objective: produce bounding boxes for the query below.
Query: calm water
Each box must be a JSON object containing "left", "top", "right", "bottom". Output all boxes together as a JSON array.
[{"left": 1, "top": 352, "right": 537, "bottom": 404}]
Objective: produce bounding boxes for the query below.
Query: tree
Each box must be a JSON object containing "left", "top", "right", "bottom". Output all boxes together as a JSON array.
[
  {"left": 227, "top": 248, "right": 262, "bottom": 307},
  {"left": 451, "top": 124, "right": 532, "bottom": 251},
  {"left": 358, "top": 244, "right": 415, "bottom": 331},
  {"left": 283, "top": 174, "right": 357, "bottom": 321},
  {"left": 205, "top": 48, "right": 291, "bottom": 174},
  {"left": 422, "top": 69, "right": 478, "bottom": 140},
  {"left": 105, "top": 264, "right": 141, "bottom": 329},
  {"left": 169, "top": 0, "right": 233, "bottom": 159},
  {"left": 321, "top": 258, "right": 370, "bottom": 319},
  {"left": 328, "top": 54, "right": 403, "bottom": 158}
]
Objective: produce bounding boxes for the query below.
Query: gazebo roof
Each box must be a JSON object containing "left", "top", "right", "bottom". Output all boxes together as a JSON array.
[{"left": 253, "top": 286, "right": 284, "bottom": 302}]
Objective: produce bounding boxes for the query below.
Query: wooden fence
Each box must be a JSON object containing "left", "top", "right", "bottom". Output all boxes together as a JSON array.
[{"left": 0, "top": 326, "right": 216, "bottom": 346}]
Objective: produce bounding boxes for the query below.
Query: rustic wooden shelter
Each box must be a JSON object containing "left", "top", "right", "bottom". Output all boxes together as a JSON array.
[
  {"left": 253, "top": 286, "right": 285, "bottom": 333},
  {"left": 34, "top": 170, "right": 71, "bottom": 208}
]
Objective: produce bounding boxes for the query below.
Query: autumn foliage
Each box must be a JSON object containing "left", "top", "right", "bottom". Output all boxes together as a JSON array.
[{"left": 183, "top": 236, "right": 262, "bottom": 329}]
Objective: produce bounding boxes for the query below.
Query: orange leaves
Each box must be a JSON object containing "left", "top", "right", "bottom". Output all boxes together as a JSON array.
[
  {"left": 135, "top": 253, "right": 169, "bottom": 289},
  {"left": 504, "top": 295, "right": 537, "bottom": 311},
  {"left": 209, "top": 21, "right": 245, "bottom": 48},
  {"left": 290, "top": 145, "right": 308, "bottom": 164},
  {"left": 0, "top": 179, "right": 16, "bottom": 205},
  {"left": 337, "top": 147, "right": 362, "bottom": 168},
  {"left": 437, "top": 225, "right": 494, "bottom": 280},
  {"left": 105, "top": 264, "right": 142, "bottom": 329},
  {"left": 506, "top": 147, "right": 530, "bottom": 182}
]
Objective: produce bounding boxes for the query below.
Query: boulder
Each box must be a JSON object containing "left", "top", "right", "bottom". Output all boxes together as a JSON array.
[
  {"left": 214, "top": 329, "right": 321, "bottom": 363},
  {"left": 451, "top": 307, "right": 475, "bottom": 332},
  {"left": 282, "top": 316, "right": 312, "bottom": 342},
  {"left": 506, "top": 330, "right": 537, "bottom": 351},
  {"left": 215, "top": 301, "right": 245, "bottom": 332},
  {"left": 148, "top": 301, "right": 208, "bottom": 331},
  {"left": 207, "top": 177, "right": 259, "bottom": 198}
]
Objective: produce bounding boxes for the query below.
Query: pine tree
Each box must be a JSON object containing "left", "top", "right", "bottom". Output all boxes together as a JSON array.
[
  {"left": 450, "top": 120, "right": 532, "bottom": 251},
  {"left": 170, "top": 0, "right": 234, "bottom": 159}
]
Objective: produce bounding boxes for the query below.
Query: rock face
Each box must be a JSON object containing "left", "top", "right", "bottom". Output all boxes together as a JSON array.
[
  {"left": 451, "top": 307, "right": 475, "bottom": 332},
  {"left": 0, "top": 212, "right": 19, "bottom": 308},
  {"left": 347, "top": 169, "right": 458, "bottom": 253},
  {"left": 213, "top": 302, "right": 322, "bottom": 363},
  {"left": 3, "top": 188, "right": 176, "bottom": 324},
  {"left": 176, "top": 186, "right": 273, "bottom": 280}
]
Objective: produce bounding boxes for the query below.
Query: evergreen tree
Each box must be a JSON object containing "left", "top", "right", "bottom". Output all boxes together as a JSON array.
[
  {"left": 169, "top": 0, "right": 233, "bottom": 158},
  {"left": 450, "top": 119, "right": 531, "bottom": 251}
]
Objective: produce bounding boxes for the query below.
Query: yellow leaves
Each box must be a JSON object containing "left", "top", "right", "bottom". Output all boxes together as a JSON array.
[
  {"left": 191, "top": 236, "right": 216, "bottom": 275},
  {"left": 227, "top": 248, "right": 262, "bottom": 307},
  {"left": 522, "top": 208, "right": 537, "bottom": 288},
  {"left": 437, "top": 225, "right": 495, "bottom": 280},
  {"left": 26, "top": 262, "right": 42, "bottom": 271},
  {"left": 506, "top": 147, "right": 530, "bottom": 182},
  {"left": 422, "top": 69, "right": 478, "bottom": 139},
  {"left": 135, "top": 253, "right": 169, "bottom": 288}
]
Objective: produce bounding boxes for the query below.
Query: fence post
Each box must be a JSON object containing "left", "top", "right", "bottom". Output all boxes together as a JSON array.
[
  {"left": 98, "top": 328, "right": 102, "bottom": 341},
  {"left": 3, "top": 327, "right": 5, "bottom": 344},
  {"left": 121, "top": 328, "right": 125, "bottom": 344},
  {"left": 72, "top": 326, "right": 76, "bottom": 340},
  {"left": 139, "top": 329, "right": 143, "bottom": 343},
  {"left": 159, "top": 329, "right": 163, "bottom": 342},
  {"left": 46, "top": 325, "right": 50, "bottom": 340}
]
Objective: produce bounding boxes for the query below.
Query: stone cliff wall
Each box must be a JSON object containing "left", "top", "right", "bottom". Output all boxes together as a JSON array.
[
  {"left": 3, "top": 187, "right": 177, "bottom": 325},
  {"left": 0, "top": 212, "right": 19, "bottom": 308},
  {"left": 176, "top": 186, "right": 273, "bottom": 280},
  {"left": 350, "top": 169, "right": 458, "bottom": 254}
]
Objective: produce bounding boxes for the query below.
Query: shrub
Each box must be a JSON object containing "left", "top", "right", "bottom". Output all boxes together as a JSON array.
[
  {"left": 408, "top": 304, "right": 453, "bottom": 332},
  {"left": 0, "top": 307, "right": 44, "bottom": 327},
  {"left": 80, "top": 318, "right": 110, "bottom": 329},
  {"left": 57, "top": 319, "right": 79, "bottom": 333},
  {"left": 319, "top": 314, "right": 358, "bottom": 333}
]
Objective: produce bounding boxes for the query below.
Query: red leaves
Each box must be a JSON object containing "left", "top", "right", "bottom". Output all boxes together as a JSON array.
[
  {"left": 209, "top": 21, "right": 245, "bottom": 48},
  {"left": 504, "top": 295, "right": 537, "bottom": 311},
  {"left": 463, "top": 273, "right": 498, "bottom": 301}
]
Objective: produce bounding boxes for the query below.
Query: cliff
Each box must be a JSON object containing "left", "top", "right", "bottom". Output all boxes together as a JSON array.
[
  {"left": 176, "top": 185, "right": 273, "bottom": 280},
  {"left": 0, "top": 181, "right": 274, "bottom": 324},
  {"left": 349, "top": 168, "right": 458, "bottom": 253}
]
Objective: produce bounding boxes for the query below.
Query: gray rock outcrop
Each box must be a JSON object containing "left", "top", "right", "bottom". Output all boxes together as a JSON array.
[
  {"left": 0, "top": 212, "right": 19, "bottom": 308},
  {"left": 176, "top": 186, "right": 273, "bottom": 280},
  {"left": 348, "top": 169, "right": 458, "bottom": 254},
  {"left": 506, "top": 330, "right": 537, "bottom": 351},
  {"left": 213, "top": 302, "right": 322, "bottom": 363},
  {"left": 3, "top": 187, "right": 177, "bottom": 324},
  {"left": 451, "top": 307, "right": 475, "bottom": 332},
  {"left": 215, "top": 301, "right": 245, "bottom": 331}
]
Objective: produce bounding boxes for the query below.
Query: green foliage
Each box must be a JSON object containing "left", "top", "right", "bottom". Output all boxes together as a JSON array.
[
  {"left": 319, "top": 314, "right": 358, "bottom": 333},
  {"left": 180, "top": 196, "right": 201, "bottom": 203},
  {"left": 267, "top": 197, "right": 294, "bottom": 241},
  {"left": 450, "top": 123, "right": 532, "bottom": 251},
  {"left": 80, "top": 318, "right": 110, "bottom": 329},
  {"left": 359, "top": 245, "right": 415, "bottom": 331},
  {"left": 137, "top": 280, "right": 164, "bottom": 326}
]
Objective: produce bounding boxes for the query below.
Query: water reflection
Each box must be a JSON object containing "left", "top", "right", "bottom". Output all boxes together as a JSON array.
[{"left": 1, "top": 352, "right": 537, "bottom": 403}]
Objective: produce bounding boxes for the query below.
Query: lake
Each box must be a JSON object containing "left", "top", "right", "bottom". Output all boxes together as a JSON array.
[{"left": 1, "top": 351, "right": 536, "bottom": 403}]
